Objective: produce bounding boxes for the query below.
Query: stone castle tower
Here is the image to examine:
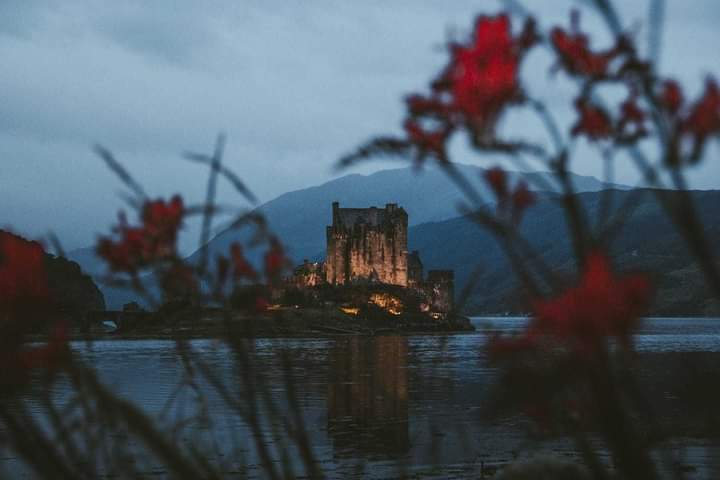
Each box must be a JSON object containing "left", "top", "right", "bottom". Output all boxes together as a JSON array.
[{"left": 325, "top": 202, "right": 409, "bottom": 286}]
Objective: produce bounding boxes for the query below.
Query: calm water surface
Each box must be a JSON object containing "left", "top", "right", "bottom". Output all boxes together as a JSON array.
[{"left": 7, "top": 317, "right": 720, "bottom": 478}]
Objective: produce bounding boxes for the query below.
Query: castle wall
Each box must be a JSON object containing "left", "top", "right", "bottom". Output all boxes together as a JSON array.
[{"left": 326, "top": 203, "right": 408, "bottom": 286}]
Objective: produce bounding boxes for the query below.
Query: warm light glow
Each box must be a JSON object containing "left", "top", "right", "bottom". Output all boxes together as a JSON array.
[
  {"left": 369, "top": 293, "right": 404, "bottom": 315},
  {"left": 340, "top": 307, "right": 360, "bottom": 316}
]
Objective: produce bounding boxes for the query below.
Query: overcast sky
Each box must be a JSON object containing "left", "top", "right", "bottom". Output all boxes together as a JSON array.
[{"left": 1, "top": 0, "right": 719, "bottom": 252}]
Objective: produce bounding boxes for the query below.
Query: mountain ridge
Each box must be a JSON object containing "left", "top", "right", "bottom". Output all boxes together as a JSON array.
[{"left": 66, "top": 164, "right": 629, "bottom": 309}]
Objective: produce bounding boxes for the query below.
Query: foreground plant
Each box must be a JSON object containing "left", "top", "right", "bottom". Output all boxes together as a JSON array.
[
  {"left": 341, "top": 1, "right": 719, "bottom": 478},
  {"left": 0, "top": 0, "right": 718, "bottom": 478}
]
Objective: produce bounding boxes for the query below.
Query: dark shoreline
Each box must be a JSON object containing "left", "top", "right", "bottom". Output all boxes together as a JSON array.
[{"left": 32, "top": 307, "right": 476, "bottom": 342}]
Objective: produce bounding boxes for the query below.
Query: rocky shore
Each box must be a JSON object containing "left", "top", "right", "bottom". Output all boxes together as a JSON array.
[{"left": 74, "top": 306, "right": 475, "bottom": 340}]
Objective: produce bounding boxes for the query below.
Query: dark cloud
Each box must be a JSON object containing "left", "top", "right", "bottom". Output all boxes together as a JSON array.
[{"left": 1, "top": 0, "right": 718, "bottom": 251}]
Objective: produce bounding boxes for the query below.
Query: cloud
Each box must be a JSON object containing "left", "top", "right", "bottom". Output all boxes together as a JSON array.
[{"left": 0, "top": 0, "right": 718, "bottom": 251}]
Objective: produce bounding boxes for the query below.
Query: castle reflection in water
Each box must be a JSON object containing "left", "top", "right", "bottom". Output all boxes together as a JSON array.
[{"left": 327, "top": 336, "right": 409, "bottom": 458}]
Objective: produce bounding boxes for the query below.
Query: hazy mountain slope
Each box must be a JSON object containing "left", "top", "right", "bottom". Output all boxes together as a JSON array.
[
  {"left": 67, "top": 165, "right": 625, "bottom": 309},
  {"left": 409, "top": 189, "right": 720, "bottom": 316},
  {"left": 189, "top": 164, "right": 626, "bottom": 267}
]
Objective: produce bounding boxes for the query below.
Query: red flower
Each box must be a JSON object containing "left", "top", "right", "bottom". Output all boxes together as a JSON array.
[
  {"left": 617, "top": 96, "right": 647, "bottom": 140},
  {"left": 403, "top": 119, "right": 448, "bottom": 160},
  {"left": 449, "top": 14, "right": 521, "bottom": 128},
  {"left": 571, "top": 99, "right": 612, "bottom": 140},
  {"left": 0, "top": 232, "right": 68, "bottom": 388},
  {"left": 403, "top": 14, "right": 536, "bottom": 157},
  {"left": 550, "top": 11, "right": 626, "bottom": 78},
  {"left": 0, "top": 231, "right": 49, "bottom": 315},
  {"left": 97, "top": 196, "right": 184, "bottom": 273},
  {"left": 230, "top": 243, "right": 257, "bottom": 281},
  {"left": 483, "top": 169, "right": 535, "bottom": 224},
  {"left": 405, "top": 94, "right": 450, "bottom": 117},
  {"left": 682, "top": 77, "right": 720, "bottom": 154},
  {"left": 142, "top": 195, "right": 184, "bottom": 247},
  {"left": 660, "top": 80, "right": 683, "bottom": 114},
  {"left": 483, "top": 166, "right": 508, "bottom": 200},
  {"left": 531, "top": 252, "right": 651, "bottom": 353}
]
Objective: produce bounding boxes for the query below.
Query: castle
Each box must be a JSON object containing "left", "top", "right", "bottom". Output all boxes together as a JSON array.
[{"left": 290, "top": 202, "right": 454, "bottom": 315}]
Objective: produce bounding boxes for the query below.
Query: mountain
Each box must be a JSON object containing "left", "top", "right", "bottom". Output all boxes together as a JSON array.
[
  {"left": 67, "top": 165, "right": 625, "bottom": 309},
  {"left": 408, "top": 189, "right": 720, "bottom": 316},
  {"left": 187, "top": 164, "right": 627, "bottom": 267}
]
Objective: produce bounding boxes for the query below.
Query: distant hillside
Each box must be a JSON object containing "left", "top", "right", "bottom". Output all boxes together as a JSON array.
[
  {"left": 67, "top": 165, "right": 625, "bottom": 309},
  {"left": 408, "top": 189, "right": 720, "bottom": 316},
  {"left": 188, "top": 164, "right": 626, "bottom": 267}
]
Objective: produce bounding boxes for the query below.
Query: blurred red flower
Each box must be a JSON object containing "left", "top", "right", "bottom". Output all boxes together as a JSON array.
[
  {"left": 483, "top": 166, "right": 508, "bottom": 199},
  {"left": 617, "top": 96, "right": 647, "bottom": 140},
  {"left": 97, "top": 195, "right": 184, "bottom": 273},
  {"left": 571, "top": 99, "right": 612, "bottom": 140},
  {"left": 532, "top": 252, "right": 651, "bottom": 353},
  {"left": 551, "top": 11, "right": 626, "bottom": 78},
  {"left": 403, "top": 13, "right": 536, "bottom": 158},
  {"left": 0, "top": 231, "right": 49, "bottom": 315},
  {"left": 403, "top": 119, "right": 448, "bottom": 160},
  {"left": 0, "top": 232, "right": 69, "bottom": 387},
  {"left": 660, "top": 80, "right": 683, "bottom": 114},
  {"left": 450, "top": 14, "right": 520, "bottom": 124},
  {"left": 490, "top": 252, "right": 651, "bottom": 357},
  {"left": 682, "top": 77, "right": 720, "bottom": 158},
  {"left": 483, "top": 167, "right": 535, "bottom": 224},
  {"left": 142, "top": 195, "right": 184, "bottom": 247}
]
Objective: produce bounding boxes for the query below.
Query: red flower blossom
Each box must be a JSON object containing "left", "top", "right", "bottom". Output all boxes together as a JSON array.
[
  {"left": 403, "top": 119, "right": 448, "bottom": 160},
  {"left": 550, "top": 11, "right": 626, "bottom": 78},
  {"left": 571, "top": 99, "right": 612, "bottom": 140},
  {"left": 0, "top": 233, "right": 68, "bottom": 388},
  {"left": 684, "top": 78, "right": 720, "bottom": 141},
  {"left": 617, "top": 96, "right": 647, "bottom": 140},
  {"left": 405, "top": 94, "right": 450, "bottom": 117},
  {"left": 449, "top": 14, "right": 522, "bottom": 129},
  {"left": 531, "top": 252, "right": 651, "bottom": 353},
  {"left": 403, "top": 14, "right": 536, "bottom": 157},
  {"left": 483, "top": 166, "right": 508, "bottom": 200},
  {"left": 230, "top": 243, "right": 257, "bottom": 281},
  {"left": 97, "top": 196, "right": 184, "bottom": 273},
  {"left": 483, "top": 168, "right": 535, "bottom": 224},
  {"left": 660, "top": 80, "right": 683, "bottom": 114},
  {"left": 142, "top": 195, "right": 184, "bottom": 247},
  {"left": 0, "top": 231, "right": 49, "bottom": 316}
]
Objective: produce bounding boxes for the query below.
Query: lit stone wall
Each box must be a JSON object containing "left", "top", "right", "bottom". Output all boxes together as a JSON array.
[{"left": 326, "top": 202, "right": 408, "bottom": 286}]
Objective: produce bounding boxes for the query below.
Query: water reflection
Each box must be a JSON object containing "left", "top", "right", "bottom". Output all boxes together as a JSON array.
[{"left": 327, "top": 336, "right": 409, "bottom": 458}]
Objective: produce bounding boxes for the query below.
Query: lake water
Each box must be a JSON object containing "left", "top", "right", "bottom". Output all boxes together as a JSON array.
[{"left": 6, "top": 317, "right": 720, "bottom": 478}]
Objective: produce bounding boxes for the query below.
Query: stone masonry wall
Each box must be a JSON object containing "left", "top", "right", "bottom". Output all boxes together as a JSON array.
[{"left": 326, "top": 203, "right": 408, "bottom": 286}]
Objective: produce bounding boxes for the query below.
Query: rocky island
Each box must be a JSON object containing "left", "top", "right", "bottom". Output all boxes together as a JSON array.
[{"left": 90, "top": 202, "right": 473, "bottom": 338}]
